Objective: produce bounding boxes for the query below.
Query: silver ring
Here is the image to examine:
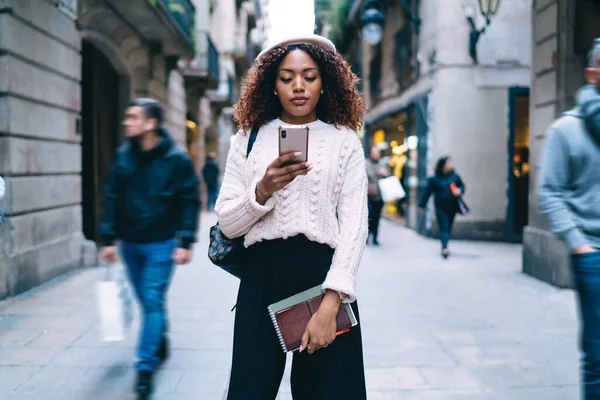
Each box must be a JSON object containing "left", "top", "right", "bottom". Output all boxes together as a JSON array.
[
  {"left": 323, "top": 344, "right": 329, "bottom": 348},
  {"left": 306, "top": 344, "right": 311, "bottom": 350}
]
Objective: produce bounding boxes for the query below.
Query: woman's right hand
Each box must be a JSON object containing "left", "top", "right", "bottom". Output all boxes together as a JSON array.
[
  {"left": 101, "top": 246, "right": 118, "bottom": 264},
  {"left": 258, "top": 151, "right": 313, "bottom": 198},
  {"left": 378, "top": 168, "right": 391, "bottom": 178},
  {"left": 573, "top": 244, "right": 598, "bottom": 255}
]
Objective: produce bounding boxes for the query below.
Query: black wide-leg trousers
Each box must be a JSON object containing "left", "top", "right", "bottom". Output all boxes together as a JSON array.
[{"left": 226, "top": 235, "right": 367, "bottom": 400}]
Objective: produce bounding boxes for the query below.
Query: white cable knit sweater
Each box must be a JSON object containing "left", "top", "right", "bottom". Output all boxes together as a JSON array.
[{"left": 215, "top": 118, "right": 368, "bottom": 302}]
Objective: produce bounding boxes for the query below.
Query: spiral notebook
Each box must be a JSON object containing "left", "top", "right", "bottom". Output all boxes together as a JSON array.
[{"left": 267, "top": 285, "right": 358, "bottom": 353}]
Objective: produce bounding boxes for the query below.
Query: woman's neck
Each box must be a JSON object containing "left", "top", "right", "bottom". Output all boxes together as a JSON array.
[{"left": 279, "top": 111, "right": 318, "bottom": 125}]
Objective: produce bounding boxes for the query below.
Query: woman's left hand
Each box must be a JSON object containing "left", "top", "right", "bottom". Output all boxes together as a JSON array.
[
  {"left": 300, "top": 290, "right": 341, "bottom": 354},
  {"left": 452, "top": 188, "right": 462, "bottom": 197}
]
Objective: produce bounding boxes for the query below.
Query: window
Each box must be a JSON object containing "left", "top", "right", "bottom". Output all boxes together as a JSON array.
[
  {"left": 394, "top": 24, "right": 413, "bottom": 89},
  {"left": 369, "top": 44, "right": 382, "bottom": 103},
  {"left": 574, "top": 0, "right": 600, "bottom": 55}
]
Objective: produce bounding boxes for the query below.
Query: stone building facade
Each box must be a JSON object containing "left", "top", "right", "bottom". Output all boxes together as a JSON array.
[
  {"left": 207, "top": 0, "right": 265, "bottom": 175},
  {"left": 0, "top": 0, "right": 216, "bottom": 299},
  {"left": 324, "top": 0, "right": 532, "bottom": 242},
  {"left": 523, "top": 0, "right": 600, "bottom": 287},
  {"left": 208, "top": 0, "right": 265, "bottom": 176}
]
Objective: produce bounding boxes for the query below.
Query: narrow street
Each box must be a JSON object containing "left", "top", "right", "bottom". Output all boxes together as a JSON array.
[{"left": 0, "top": 213, "right": 579, "bottom": 399}]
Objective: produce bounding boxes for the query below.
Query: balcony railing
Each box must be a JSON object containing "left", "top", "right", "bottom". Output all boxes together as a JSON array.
[
  {"left": 227, "top": 74, "right": 236, "bottom": 103},
  {"left": 209, "top": 74, "right": 236, "bottom": 108},
  {"left": 57, "top": 0, "right": 77, "bottom": 20},
  {"left": 183, "top": 31, "right": 220, "bottom": 92},
  {"left": 246, "top": 43, "right": 257, "bottom": 63},
  {"left": 192, "top": 31, "right": 220, "bottom": 80},
  {"left": 233, "top": 31, "right": 260, "bottom": 69},
  {"left": 95, "top": 0, "right": 194, "bottom": 58},
  {"left": 160, "top": 0, "right": 196, "bottom": 44},
  {"left": 393, "top": 24, "right": 415, "bottom": 92}
]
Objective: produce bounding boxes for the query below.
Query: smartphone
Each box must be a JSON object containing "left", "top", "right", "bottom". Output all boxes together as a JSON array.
[{"left": 278, "top": 125, "right": 309, "bottom": 167}]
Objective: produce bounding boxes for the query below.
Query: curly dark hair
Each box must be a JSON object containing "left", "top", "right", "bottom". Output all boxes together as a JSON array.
[
  {"left": 234, "top": 43, "right": 366, "bottom": 132},
  {"left": 435, "top": 156, "right": 451, "bottom": 177}
]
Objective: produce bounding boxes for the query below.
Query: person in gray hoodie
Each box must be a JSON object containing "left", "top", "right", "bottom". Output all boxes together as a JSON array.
[{"left": 538, "top": 38, "right": 600, "bottom": 400}]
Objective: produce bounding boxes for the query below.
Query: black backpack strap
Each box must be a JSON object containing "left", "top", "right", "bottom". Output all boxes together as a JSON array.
[{"left": 246, "top": 126, "right": 259, "bottom": 158}]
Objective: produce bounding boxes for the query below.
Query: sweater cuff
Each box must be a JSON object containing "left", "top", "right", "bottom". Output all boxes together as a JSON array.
[
  {"left": 179, "top": 238, "right": 194, "bottom": 250},
  {"left": 244, "top": 178, "right": 277, "bottom": 217},
  {"left": 322, "top": 269, "right": 357, "bottom": 303},
  {"left": 563, "top": 228, "right": 589, "bottom": 251},
  {"left": 100, "top": 235, "right": 115, "bottom": 247}
]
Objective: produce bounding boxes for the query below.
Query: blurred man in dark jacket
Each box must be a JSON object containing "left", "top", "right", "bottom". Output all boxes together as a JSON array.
[
  {"left": 202, "top": 152, "right": 220, "bottom": 211},
  {"left": 99, "top": 98, "right": 200, "bottom": 398}
]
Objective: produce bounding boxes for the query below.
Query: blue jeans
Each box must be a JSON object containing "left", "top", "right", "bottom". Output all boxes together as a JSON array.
[
  {"left": 572, "top": 250, "right": 600, "bottom": 399},
  {"left": 207, "top": 185, "right": 218, "bottom": 211},
  {"left": 120, "top": 239, "right": 176, "bottom": 372},
  {"left": 435, "top": 207, "right": 456, "bottom": 250}
]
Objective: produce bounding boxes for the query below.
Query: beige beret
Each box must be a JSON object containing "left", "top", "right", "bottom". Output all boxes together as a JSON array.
[{"left": 257, "top": 33, "right": 337, "bottom": 60}]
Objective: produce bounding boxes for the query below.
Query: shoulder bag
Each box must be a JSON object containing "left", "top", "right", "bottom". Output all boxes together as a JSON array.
[{"left": 207, "top": 127, "right": 259, "bottom": 278}]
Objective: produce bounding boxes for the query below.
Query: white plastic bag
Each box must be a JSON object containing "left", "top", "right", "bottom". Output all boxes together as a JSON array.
[
  {"left": 378, "top": 176, "right": 406, "bottom": 203},
  {"left": 96, "top": 264, "right": 133, "bottom": 342},
  {"left": 0, "top": 176, "right": 5, "bottom": 224},
  {"left": 0, "top": 176, "right": 5, "bottom": 199}
]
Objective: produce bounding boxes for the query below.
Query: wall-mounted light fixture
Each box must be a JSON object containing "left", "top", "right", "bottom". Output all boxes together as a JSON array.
[
  {"left": 361, "top": 0, "right": 386, "bottom": 46},
  {"left": 463, "top": 0, "right": 501, "bottom": 63}
]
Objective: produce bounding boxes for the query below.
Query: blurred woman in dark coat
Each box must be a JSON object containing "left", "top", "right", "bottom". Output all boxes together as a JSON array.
[{"left": 418, "top": 156, "right": 466, "bottom": 259}]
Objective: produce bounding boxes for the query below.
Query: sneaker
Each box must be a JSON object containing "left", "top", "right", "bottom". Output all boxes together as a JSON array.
[
  {"left": 157, "top": 336, "right": 169, "bottom": 363},
  {"left": 442, "top": 249, "right": 450, "bottom": 259},
  {"left": 136, "top": 370, "right": 153, "bottom": 398}
]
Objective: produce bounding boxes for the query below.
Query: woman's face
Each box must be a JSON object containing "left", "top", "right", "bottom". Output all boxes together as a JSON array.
[
  {"left": 275, "top": 49, "right": 323, "bottom": 124},
  {"left": 444, "top": 158, "right": 454, "bottom": 174}
]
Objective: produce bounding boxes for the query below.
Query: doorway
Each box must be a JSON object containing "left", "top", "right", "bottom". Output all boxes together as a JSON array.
[
  {"left": 506, "top": 87, "right": 530, "bottom": 242},
  {"left": 81, "top": 41, "right": 122, "bottom": 242},
  {"left": 370, "top": 111, "right": 410, "bottom": 223},
  {"left": 186, "top": 114, "right": 200, "bottom": 172}
]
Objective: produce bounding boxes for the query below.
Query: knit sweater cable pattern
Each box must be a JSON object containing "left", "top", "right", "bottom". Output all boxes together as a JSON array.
[{"left": 215, "top": 118, "right": 368, "bottom": 302}]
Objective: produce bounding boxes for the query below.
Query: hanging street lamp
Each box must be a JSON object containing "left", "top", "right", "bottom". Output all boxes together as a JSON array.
[
  {"left": 478, "top": 0, "right": 501, "bottom": 24},
  {"left": 463, "top": 0, "right": 501, "bottom": 63},
  {"left": 360, "top": 0, "right": 386, "bottom": 46}
]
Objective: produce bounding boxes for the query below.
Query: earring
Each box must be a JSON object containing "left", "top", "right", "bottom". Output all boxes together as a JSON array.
[
  {"left": 274, "top": 90, "right": 277, "bottom": 95},
  {"left": 321, "top": 89, "right": 324, "bottom": 94}
]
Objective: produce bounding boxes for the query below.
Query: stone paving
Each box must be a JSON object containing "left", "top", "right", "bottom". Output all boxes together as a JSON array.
[{"left": 0, "top": 213, "right": 581, "bottom": 399}]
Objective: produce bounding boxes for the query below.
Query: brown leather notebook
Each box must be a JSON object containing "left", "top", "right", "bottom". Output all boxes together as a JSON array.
[{"left": 267, "top": 285, "right": 358, "bottom": 353}]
